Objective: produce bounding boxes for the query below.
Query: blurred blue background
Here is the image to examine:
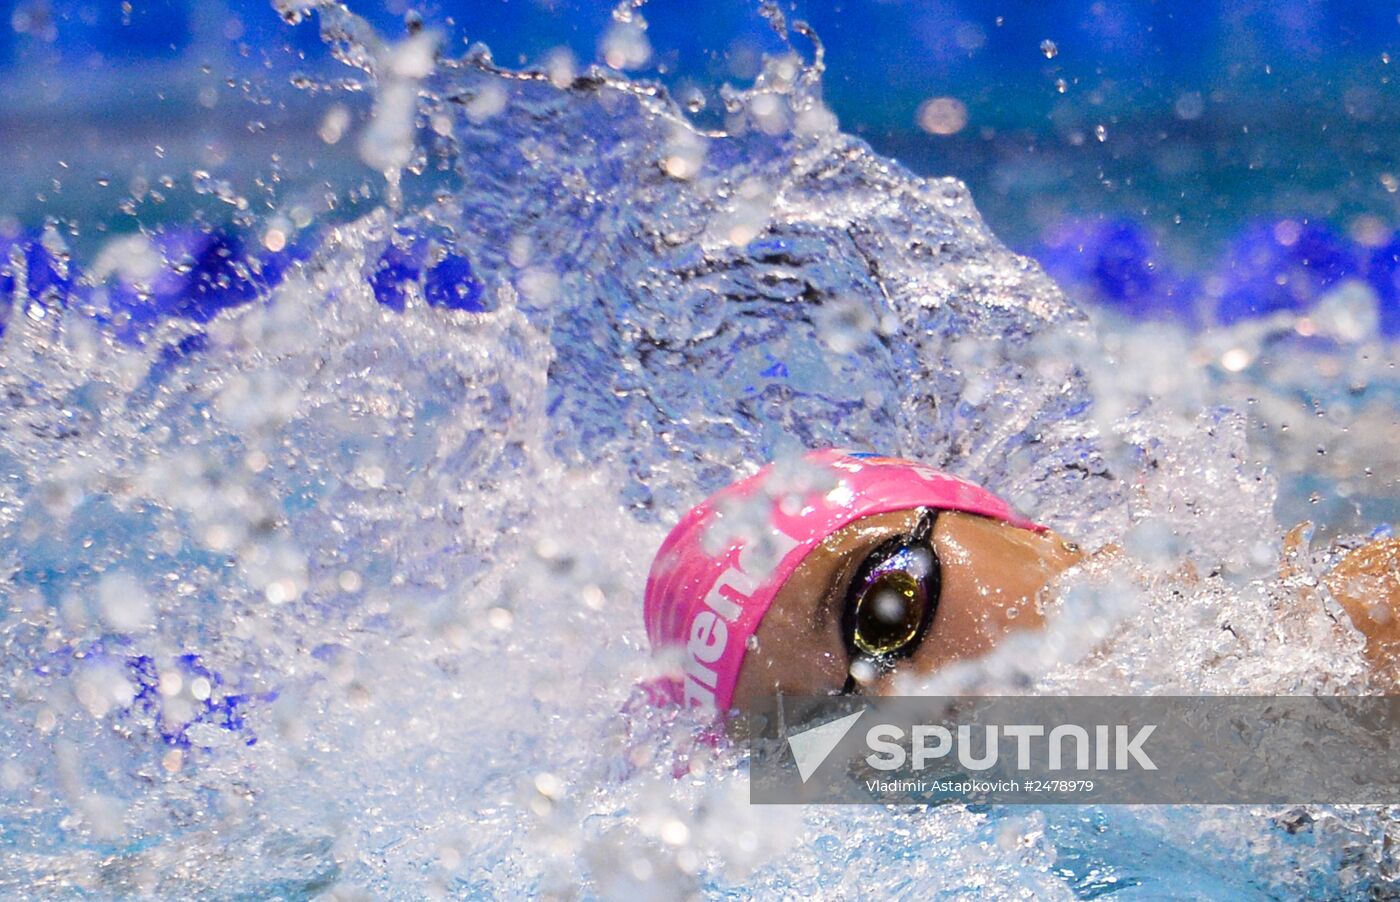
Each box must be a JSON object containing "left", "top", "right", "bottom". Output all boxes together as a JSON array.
[{"left": 3, "top": 0, "right": 1400, "bottom": 329}]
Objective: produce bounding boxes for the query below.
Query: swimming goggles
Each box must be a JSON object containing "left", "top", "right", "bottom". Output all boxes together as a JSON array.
[{"left": 841, "top": 508, "right": 941, "bottom": 691}]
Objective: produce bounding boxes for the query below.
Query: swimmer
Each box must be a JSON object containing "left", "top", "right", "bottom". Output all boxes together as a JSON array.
[{"left": 643, "top": 449, "right": 1400, "bottom": 715}]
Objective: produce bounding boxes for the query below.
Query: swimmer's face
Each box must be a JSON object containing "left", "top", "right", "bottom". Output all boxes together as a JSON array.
[{"left": 730, "top": 509, "right": 1084, "bottom": 710}]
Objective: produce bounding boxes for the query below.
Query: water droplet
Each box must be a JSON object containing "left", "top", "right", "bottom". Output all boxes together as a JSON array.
[
  {"left": 917, "top": 96, "right": 969, "bottom": 136},
  {"left": 1221, "top": 348, "right": 1252, "bottom": 372},
  {"left": 533, "top": 772, "right": 564, "bottom": 799},
  {"left": 660, "top": 819, "right": 690, "bottom": 846},
  {"left": 849, "top": 657, "right": 878, "bottom": 685},
  {"left": 97, "top": 572, "right": 154, "bottom": 633},
  {"left": 1040, "top": 39, "right": 1059, "bottom": 59}
]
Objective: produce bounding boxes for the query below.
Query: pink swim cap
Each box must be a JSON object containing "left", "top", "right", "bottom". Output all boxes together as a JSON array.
[{"left": 642, "top": 449, "right": 1044, "bottom": 714}]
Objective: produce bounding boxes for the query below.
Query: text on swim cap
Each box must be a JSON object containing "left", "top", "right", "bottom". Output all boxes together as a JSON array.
[{"left": 683, "top": 527, "right": 800, "bottom": 711}]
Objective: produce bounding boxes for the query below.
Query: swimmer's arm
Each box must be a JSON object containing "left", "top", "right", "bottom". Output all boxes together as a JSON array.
[{"left": 1291, "top": 526, "right": 1400, "bottom": 676}]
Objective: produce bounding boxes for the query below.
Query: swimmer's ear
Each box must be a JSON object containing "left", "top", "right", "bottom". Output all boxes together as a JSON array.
[{"left": 1278, "top": 521, "right": 1315, "bottom": 582}]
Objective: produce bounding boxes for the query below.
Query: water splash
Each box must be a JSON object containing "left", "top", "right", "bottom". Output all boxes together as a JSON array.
[{"left": 0, "top": 2, "right": 1396, "bottom": 897}]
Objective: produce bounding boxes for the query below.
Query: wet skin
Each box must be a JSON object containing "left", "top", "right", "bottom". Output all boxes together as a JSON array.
[
  {"left": 730, "top": 512, "right": 1400, "bottom": 712},
  {"left": 1324, "top": 538, "right": 1400, "bottom": 673},
  {"left": 731, "top": 509, "right": 1086, "bottom": 710}
]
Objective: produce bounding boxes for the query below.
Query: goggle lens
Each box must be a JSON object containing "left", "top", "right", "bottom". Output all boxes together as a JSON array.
[
  {"left": 851, "top": 564, "right": 928, "bottom": 656},
  {"left": 843, "top": 511, "right": 940, "bottom": 668}
]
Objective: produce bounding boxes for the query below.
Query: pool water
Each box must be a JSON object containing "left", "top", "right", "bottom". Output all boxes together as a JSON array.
[{"left": 0, "top": 1, "right": 1398, "bottom": 898}]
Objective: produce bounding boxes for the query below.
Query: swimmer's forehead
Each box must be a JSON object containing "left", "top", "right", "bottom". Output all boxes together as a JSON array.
[{"left": 811, "top": 508, "right": 924, "bottom": 557}]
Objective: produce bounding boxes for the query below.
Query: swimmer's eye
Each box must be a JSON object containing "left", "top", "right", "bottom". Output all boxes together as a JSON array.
[{"left": 841, "top": 508, "right": 941, "bottom": 689}]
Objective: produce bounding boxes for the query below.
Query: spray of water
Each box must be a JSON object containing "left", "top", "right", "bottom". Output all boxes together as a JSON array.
[{"left": 0, "top": 1, "right": 1397, "bottom": 896}]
